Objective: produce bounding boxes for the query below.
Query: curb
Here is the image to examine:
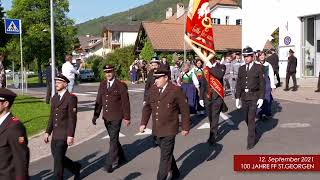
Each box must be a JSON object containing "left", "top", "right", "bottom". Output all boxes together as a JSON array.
[{"left": 31, "top": 128, "right": 105, "bottom": 163}]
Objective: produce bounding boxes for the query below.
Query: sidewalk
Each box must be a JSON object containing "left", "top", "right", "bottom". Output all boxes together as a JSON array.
[
  {"left": 11, "top": 88, "right": 106, "bottom": 162},
  {"left": 273, "top": 87, "right": 320, "bottom": 104}
]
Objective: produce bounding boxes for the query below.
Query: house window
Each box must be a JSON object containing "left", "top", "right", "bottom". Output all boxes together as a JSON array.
[
  {"left": 226, "top": 16, "right": 229, "bottom": 25},
  {"left": 213, "top": 18, "right": 221, "bottom": 25},
  {"left": 112, "top": 32, "right": 120, "bottom": 43},
  {"left": 236, "top": 19, "right": 242, "bottom": 25}
]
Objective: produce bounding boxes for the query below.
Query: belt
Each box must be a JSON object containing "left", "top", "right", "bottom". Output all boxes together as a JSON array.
[{"left": 244, "top": 89, "right": 258, "bottom": 93}]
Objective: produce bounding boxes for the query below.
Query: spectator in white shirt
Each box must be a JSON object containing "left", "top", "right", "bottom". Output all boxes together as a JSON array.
[{"left": 62, "top": 55, "right": 82, "bottom": 93}]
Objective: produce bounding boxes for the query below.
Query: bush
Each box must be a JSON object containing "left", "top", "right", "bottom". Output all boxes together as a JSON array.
[
  {"left": 86, "top": 55, "right": 104, "bottom": 80},
  {"left": 99, "top": 46, "right": 135, "bottom": 80}
]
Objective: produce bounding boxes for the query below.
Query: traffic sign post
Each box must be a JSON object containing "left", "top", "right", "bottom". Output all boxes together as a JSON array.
[{"left": 4, "top": 18, "right": 25, "bottom": 94}]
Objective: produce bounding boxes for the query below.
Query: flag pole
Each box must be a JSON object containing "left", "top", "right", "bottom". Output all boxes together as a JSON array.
[
  {"left": 50, "top": 0, "right": 56, "bottom": 97},
  {"left": 19, "top": 19, "right": 24, "bottom": 95},
  {"left": 183, "top": 9, "right": 187, "bottom": 62}
]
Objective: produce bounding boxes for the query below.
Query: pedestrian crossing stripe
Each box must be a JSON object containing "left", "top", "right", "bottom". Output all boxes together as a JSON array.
[
  {"left": 135, "top": 128, "right": 152, "bottom": 136},
  {"left": 6, "top": 21, "right": 19, "bottom": 33},
  {"left": 197, "top": 122, "right": 210, "bottom": 129},
  {"left": 102, "top": 133, "right": 126, "bottom": 139}
]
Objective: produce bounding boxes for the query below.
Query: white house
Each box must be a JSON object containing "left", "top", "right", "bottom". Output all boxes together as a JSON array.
[
  {"left": 242, "top": 0, "right": 320, "bottom": 78},
  {"left": 210, "top": 0, "right": 242, "bottom": 25},
  {"left": 73, "top": 35, "right": 104, "bottom": 61},
  {"left": 102, "top": 24, "right": 139, "bottom": 53}
]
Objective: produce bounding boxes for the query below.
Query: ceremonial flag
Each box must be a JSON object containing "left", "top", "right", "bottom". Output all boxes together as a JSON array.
[{"left": 185, "top": 0, "right": 215, "bottom": 53}]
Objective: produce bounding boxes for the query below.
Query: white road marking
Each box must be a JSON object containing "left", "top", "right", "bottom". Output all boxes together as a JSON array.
[
  {"left": 197, "top": 123, "right": 210, "bottom": 129},
  {"left": 279, "top": 123, "right": 311, "bottom": 128},
  {"left": 86, "top": 92, "right": 98, "bottom": 94},
  {"left": 102, "top": 133, "right": 126, "bottom": 139},
  {"left": 73, "top": 93, "right": 92, "bottom": 96},
  {"left": 220, "top": 112, "right": 229, "bottom": 120},
  {"left": 135, "top": 128, "right": 152, "bottom": 136}
]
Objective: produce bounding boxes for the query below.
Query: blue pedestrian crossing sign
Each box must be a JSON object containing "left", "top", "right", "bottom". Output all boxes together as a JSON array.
[{"left": 4, "top": 19, "right": 21, "bottom": 35}]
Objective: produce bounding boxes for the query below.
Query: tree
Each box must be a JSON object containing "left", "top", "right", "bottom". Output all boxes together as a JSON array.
[
  {"left": 6, "top": 0, "right": 77, "bottom": 84},
  {"left": 140, "top": 39, "right": 154, "bottom": 62},
  {"left": 0, "top": 1, "right": 10, "bottom": 51},
  {"left": 99, "top": 46, "right": 135, "bottom": 80}
]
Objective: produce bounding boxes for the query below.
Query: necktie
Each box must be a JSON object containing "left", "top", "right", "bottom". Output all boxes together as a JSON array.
[
  {"left": 246, "top": 64, "right": 249, "bottom": 72},
  {"left": 58, "top": 94, "right": 61, "bottom": 101},
  {"left": 159, "top": 88, "right": 163, "bottom": 96},
  {"left": 107, "top": 82, "right": 111, "bottom": 90}
]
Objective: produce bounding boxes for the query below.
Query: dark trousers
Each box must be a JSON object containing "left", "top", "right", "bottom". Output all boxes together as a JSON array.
[
  {"left": 242, "top": 100, "right": 257, "bottom": 146},
  {"left": 206, "top": 97, "right": 223, "bottom": 141},
  {"left": 46, "top": 82, "right": 52, "bottom": 104},
  {"left": 285, "top": 72, "right": 297, "bottom": 89},
  {"left": 51, "top": 140, "right": 78, "bottom": 180},
  {"left": 157, "top": 136, "right": 179, "bottom": 180},
  {"left": 274, "top": 71, "right": 281, "bottom": 85},
  {"left": 317, "top": 72, "right": 320, "bottom": 90},
  {"left": 104, "top": 120, "right": 125, "bottom": 168}
]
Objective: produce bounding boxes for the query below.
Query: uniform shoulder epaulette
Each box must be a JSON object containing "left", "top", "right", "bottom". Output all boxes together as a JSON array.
[{"left": 11, "top": 116, "right": 21, "bottom": 123}]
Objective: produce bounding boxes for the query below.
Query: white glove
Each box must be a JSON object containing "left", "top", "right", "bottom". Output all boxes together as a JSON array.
[
  {"left": 235, "top": 99, "right": 241, "bottom": 109},
  {"left": 257, "top": 99, "right": 264, "bottom": 108},
  {"left": 205, "top": 61, "right": 213, "bottom": 68},
  {"left": 199, "top": 100, "right": 204, "bottom": 107}
]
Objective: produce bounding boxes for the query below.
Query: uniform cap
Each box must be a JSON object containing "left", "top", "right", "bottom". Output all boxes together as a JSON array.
[
  {"left": 54, "top": 73, "right": 70, "bottom": 83},
  {"left": 153, "top": 69, "right": 169, "bottom": 79},
  {"left": 103, "top": 64, "right": 115, "bottom": 72},
  {"left": 0, "top": 88, "right": 17, "bottom": 103},
  {"left": 289, "top": 49, "right": 294, "bottom": 53},
  {"left": 242, "top": 46, "right": 254, "bottom": 56}
]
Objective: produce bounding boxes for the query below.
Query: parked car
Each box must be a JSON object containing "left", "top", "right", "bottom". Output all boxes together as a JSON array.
[{"left": 79, "top": 69, "right": 95, "bottom": 82}]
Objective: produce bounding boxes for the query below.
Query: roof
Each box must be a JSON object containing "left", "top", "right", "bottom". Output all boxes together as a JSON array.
[
  {"left": 78, "top": 35, "right": 102, "bottom": 50},
  {"left": 103, "top": 24, "right": 140, "bottom": 32},
  {"left": 139, "top": 21, "right": 241, "bottom": 52},
  {"left": 209, "top": 0, "right": 238, "bottom": 7},
  {"left": 264, "top": 40, "right": 275, "bottom": 50}
]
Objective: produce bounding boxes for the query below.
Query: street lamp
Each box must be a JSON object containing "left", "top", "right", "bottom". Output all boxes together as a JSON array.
[{"left": 50, "top": 0, "right": 55, "bottom": 97}]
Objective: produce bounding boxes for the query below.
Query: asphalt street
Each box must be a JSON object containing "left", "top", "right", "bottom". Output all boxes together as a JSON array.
[{"left": 29, "top": 83, "right": 320, "bottom": 180}]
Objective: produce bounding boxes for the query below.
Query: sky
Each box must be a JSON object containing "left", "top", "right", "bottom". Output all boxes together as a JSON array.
[{"left": 1, "top": 0, "right": 152, "bottom": 24}]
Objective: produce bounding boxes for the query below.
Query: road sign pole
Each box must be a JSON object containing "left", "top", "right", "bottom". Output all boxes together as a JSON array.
[{"left": 19, "top": 19, "right": 24, "bottom": 95}]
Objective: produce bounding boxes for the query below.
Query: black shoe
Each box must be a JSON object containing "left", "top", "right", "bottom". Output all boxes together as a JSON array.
[
  {"left": 207, "top": 138, "right": 216, "bottom": 146},
  {"left": 292, "top": 88, "right": 297, "bottom": 91},
  {"left": 103, "top": 165, "right": 113, "bottom": 173},
  {"left": 247, "top": 144, "right": 254, "bottom": 150},
  {"left": 283, "top": 88, "right": 289, "bottom": 91},
  {"left": 74, "top": 162, "right": 81, "bottom": 180},
  {"left": 315, "top": 89, "right": 320, "bottom": 92},
  {"left": 172, "top": 171, "right": 181, "bottom": 179}
]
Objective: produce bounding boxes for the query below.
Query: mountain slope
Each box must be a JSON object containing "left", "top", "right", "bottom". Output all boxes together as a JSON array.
[
  {"left": 77, "top": 0, "right": 189, "bottom": 36},
  {"left": 76, "top": 0, "right": 241, "bottom": 36}
]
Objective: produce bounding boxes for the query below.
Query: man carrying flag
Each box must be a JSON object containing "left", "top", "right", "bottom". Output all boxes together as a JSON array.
[{"left": 185, "top": 0, "right": 227, "bottom": 146}]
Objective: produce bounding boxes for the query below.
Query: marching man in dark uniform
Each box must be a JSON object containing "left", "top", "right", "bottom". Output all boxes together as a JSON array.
[
  {"left": 92, "top": 64, "right": 130, "bottom": 173},
  {"left": 266, "top": 48, "right": 281, "bottom": 87},
  {"left": 140, "top": 69, "right": 190, "bottom": 180},
  {"left": 0, "top": 88, "right": 30, "bottom": 180},
  {"left": 235, "top": 46, "right": 265, "bottom": 150},
  {"left": 284, "top": 49, "right": 298, "bottom": 91},
  {"left": 199, "top": 56, "right": 227, "bottom": 146},
  {"left": 44, "top": 74, "right": 81, "bottom": 180},
  {"left": 144, "top": 57, "right": 161, "bottom": 104}
]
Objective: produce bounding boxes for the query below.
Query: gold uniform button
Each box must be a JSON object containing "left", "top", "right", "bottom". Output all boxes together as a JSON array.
[
  {"left": 156, "top": 113, "right": 159, "bottom": 115},
  {"left": 156, "top": 119, "right": 158, "bottom": 121},
  {"left": 55, "top": 124, "right": 58, "bottom": 127}
]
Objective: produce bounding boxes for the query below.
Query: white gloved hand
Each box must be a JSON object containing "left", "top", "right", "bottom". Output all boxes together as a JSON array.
[
  {"left": 257, "top": 99, "right": 264, "bottom": 108},
  {"left": 205, "top": 61, "right": 213, "bottom": 68},
  {"left": 235, "top": 99, "right": 241, "bottom": 109},
  {"left": 199, "top": 100, "right": 204, "bottom": 107}
]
